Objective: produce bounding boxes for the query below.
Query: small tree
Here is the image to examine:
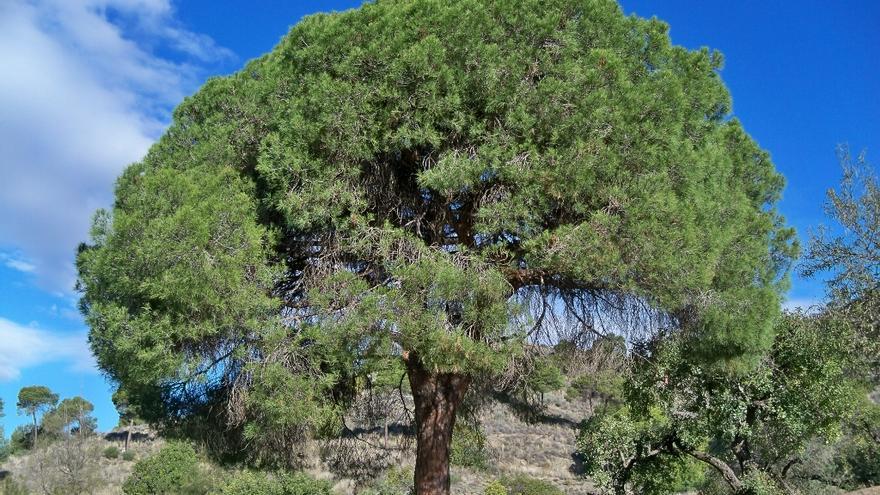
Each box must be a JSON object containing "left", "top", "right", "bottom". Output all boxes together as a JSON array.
[
  {"left": 523, "top": 360, "right": 565, "bottom": 408},
  {"left": 17, "top": 386, "right": 58, "bottom": 448},
  {"left": 578, "top": 312, "right": 861, "bottom": 494},
  {"left": 122, "top": 441, "right": 215, "bottom": 495},
  {"left": 799, "top": 147, "right": 880, "bottom": 489},
  {"left": 42, "top": 397, "right": 97, "bottom": 436},
  {"left": 112, "top": 389, "right": 143, "bottom": 452},
  {"left": 802, "top": 146, "right": 879, "bottom": 374}
]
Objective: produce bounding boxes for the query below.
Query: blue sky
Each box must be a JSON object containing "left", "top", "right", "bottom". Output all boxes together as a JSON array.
[{"left": 0, "top": 0, "right": 877, "bottom": 434}]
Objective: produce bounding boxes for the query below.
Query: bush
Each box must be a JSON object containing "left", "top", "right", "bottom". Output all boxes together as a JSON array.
[
  {"left": 450, "top": 421, "right": 488, "bottom": 469},
  {"left": 17, "top": 434, "right": 103, "bottom": 494},
  {"left": 0, "top": 477, "right": 30, "bottom": 495},
  {"left": 122, "top": 450, "right": 136, "bottom": 461},
  {"left": 216, "top": 471, "right": 332, "bottom": 495},
  {"left": 9, "top": 425, "right": 33, "bottom": 453},
  {"left": 499, "top": 474, "right": 563, "bottom": 495},
  {"left": 740, "top": 471, "right": 785, "bottom": 495},
  {"left": 484, "top": 479, "right": 509, "bottom": 495},
  {"left": 361, "top": 465, "right": 413, "bottom": 495},
  {"left": 123, "top": 441, "right": 216, "bottom": 495},
  {"left": 103, "top": 446, "right": 120, "bottom": 459},
  {"left": 0, "top": 433, "right": 9, "bottom": 463}
]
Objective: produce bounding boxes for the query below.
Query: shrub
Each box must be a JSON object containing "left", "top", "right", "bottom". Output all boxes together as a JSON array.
[
  {"left": 16, "top": 434, "right": 104, "bottom": 494},
  {"left": 499, "top": 474, "right": 563, "bottom": 495},
  {"left": 0, "top": 477, "right": 30, "bottom": 495},
  {"left": 216, "top": 471, "right": 332, "bottom": 495},
  {"left": 484, "top": 479, "right": 508, "bottom": 495},
  {"left": 361, "top": 465, "right": 413, "bottom": 495},
  {"left": 0, "top": 433, "right": 9, "bottom": 463},
  {"left": 123, "top": 441, "right": 215, "bottom": 495},
  {"left": 9, "top": 425, "right": 33, "bottom": 453},
  {"left": 122, "top": 450, "right": 136, "bottom": 461},
  {"left": 740, "top": 471, "right": 785, "bottom": 495},
  {"left": 450, "top": 421, "right": 488, "bottom": 469},
  {"left": 103, "top": 446, "right": 120, "bottom": 459}
]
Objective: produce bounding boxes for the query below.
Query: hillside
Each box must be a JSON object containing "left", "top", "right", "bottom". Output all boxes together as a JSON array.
[{"left": 0, "top": 389, "right": 595, "bottom": 495}]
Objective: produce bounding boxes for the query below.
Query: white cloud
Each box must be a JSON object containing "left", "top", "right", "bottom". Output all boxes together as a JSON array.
[
  {"left": 0, "top": 252, "right": 36, "bottom": 273},
  {"left": 0, "top": 0, "right": 231, "bottom": 293},
  {"left": 0, "top": 317, "right": 96, "bottom": 382}
]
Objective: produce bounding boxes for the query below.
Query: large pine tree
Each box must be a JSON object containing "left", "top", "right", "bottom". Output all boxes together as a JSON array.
[{"left": 77, "top": 1, "right": 795, "bottom": 493}]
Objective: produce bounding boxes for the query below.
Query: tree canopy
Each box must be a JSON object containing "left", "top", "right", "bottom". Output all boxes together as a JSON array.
[
  {"left": 17, "top": 386, "right": 58, "bottom": 416},
  {"left": 42, "top": 397, "right": 97, "bottom": 436},
  {"left": 17, "top": 385, "right": 59, "bottom": 447},
  {"left": 802, "top": 146, "right": 879, "bottom": 372},
  {"left": 77, "top": 1, "right": 795, "bottom": 493},
  {"left": 578, "top": 311, "right": 861, "bottom": 494}
]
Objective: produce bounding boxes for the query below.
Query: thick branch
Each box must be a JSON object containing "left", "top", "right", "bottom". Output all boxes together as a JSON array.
[{"left": 688, "top": 450, "right": 743, "bottom": 492}]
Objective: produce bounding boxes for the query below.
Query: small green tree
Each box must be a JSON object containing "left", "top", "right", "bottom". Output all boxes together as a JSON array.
[
  {"left": 9, "top": 424, "right": 33, "bottom": 453},
  {"left": 523, "top": 360, "right": 565, "bottom": 407},
  {"left": 17, "top": 385, "right": 58, "bottom": 448},
  {"left": 578, "top": 312, "right": 861, "bottom": 494},
  {"left": 798, "top": 147, "right": 879, "bottom": 491},
  {"left": 112, "top": 388, "right": 143, "bottom": 452},
  {"left": 123, "top": 441, "right": 213, "bottom": 495},
  {"left": 802, "top": 147, "right": 879, "bottom": 372},
  {"left": 42, "top": 396, "right": 97, "bottom": 436}
]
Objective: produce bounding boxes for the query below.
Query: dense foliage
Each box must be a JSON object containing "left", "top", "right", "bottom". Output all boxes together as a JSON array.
[
  {"left": 803, "top": 146, "right": 879, "bottom": 375},
  {"left": 449, "top": 421, "right": 489, "bottom": 469},
  {"left": 497, "top": 474, "right": 565, "bottom": 495},
  {"left": 792, "top": 147, "right": 880, "bottom": 492},
  {"left": 42, "top": 396, "right": 97, "bottom": 436},
  {"left": 217, "top": 471, "right": 332, "bottom": 495},
  {"left": 122, "top": 442, "right": 210, "bottom": 495},
  {"left": 77, "top": 0, "right": 794, "bottom": 492},
  {"left": 578, "top": 312, "right": 862, "bottom": 494},
  {"left": 16, "top": 385, "right": 58, "bottom": 448}
]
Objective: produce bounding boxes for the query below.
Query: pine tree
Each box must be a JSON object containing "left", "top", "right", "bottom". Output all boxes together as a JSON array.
[{"left": 77, "top": 1, "right": 795, "bottom": 493}]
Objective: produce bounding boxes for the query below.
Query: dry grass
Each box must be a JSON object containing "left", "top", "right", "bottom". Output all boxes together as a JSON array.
[
  {"left": 0, "top": 388, "right": 598, "bottom": 495},
  {"left": 0, "top": 434, "right": 163, "bottom": 495}
]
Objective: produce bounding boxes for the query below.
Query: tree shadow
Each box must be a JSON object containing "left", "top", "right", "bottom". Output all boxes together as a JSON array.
[
  {"left": 102, "top": 430, "right": 153, "bottom": 443},
  {"left": 569, "top": 450, "right": 587, "bottom": 476},
  {"left": 492, "top": 391, "right": 581, "bottom": 429}
]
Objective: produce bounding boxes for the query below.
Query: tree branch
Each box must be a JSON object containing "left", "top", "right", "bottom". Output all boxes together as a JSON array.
[{"left": 688, "top": 450, "right": 743, "bottom": 492}]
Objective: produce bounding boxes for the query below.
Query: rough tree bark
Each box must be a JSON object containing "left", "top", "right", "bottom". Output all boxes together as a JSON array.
[{"left": 406, "top": 353, "right": 471, "bottom": 495}]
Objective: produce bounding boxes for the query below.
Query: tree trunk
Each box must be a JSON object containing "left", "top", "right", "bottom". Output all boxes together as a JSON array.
[
  {"left": 125, "top": 419, "right": 133, "bottom": 452},
  {"left": 406, "top": 354, "right": 471, "bottom": 495},
  {"left": 32, "top": 412, "right": 38, "bottom": 448}
]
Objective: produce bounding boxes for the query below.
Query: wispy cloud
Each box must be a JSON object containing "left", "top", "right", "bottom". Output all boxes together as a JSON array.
[
  {"left": 0, "top": 251, "right": 36, "bottom": 273},
  {"left": 0, "top": 0, "right": 231, "bottom": 294},
  {"left": 0, "top": 318, "right": 96, "bottom": 382}
]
